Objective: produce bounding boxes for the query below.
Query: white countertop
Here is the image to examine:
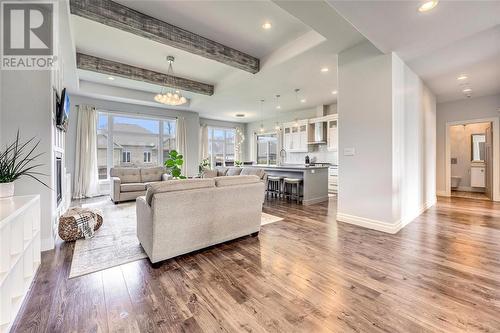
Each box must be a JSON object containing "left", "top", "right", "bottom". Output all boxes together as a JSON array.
[{"left": 0, "top": 195, "right": 40, "bottom": 228}]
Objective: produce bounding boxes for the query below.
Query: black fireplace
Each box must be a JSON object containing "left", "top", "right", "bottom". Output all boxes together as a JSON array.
[{"left": 56, "top": 157, "right": 62, "bottom": 206}]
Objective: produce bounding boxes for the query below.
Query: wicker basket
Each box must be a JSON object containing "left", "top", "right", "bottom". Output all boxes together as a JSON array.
[{"left": 58, "top": 207, "right": 103, "bottom": 241}]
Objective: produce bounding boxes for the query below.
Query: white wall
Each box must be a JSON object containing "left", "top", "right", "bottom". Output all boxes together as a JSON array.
[
  {"left": 244, "top": 104, "right": 337, "bottom": 163},
  {"left": 392, "top": 54, "right": 436, "bottom": 227},
  {"left": 337, "top": 42, "right": 395, "bottom": 227},
  {"left": 1, "top": 70, "right": 54, "bottom": 249},
  {"left": 436, "top": 94, "right": 500, "bottom": 194},
  {"left": 337, "top": 41, "right": 436, "bottom": 233},
  {"left": 66, "top": 95, "right": 201, "bottom": 178}
]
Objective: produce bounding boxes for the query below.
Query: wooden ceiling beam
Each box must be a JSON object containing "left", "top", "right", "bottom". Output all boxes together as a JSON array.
[
  {"left": 70, "top": 0, "right": 260, "bottom": 74},
  {"left": 77, "top": 53, "right": 214, "bottom": 96}
]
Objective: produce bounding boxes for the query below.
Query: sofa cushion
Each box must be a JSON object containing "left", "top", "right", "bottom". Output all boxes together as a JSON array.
[
  {"left": 120, "top": 183, "right": 146, "bottom": 192},
  {"left": 146, "top": 178, "right": 215, "bottom": 205},
  {"left": 226, "top": 167, "right": 242, "bottom": 176},
  {"left": 214, "top": 175, "right": 260, "bottom": 187},
  {"left": 215, "top": 167, "right": 228, "bottom": 176},
  {"left": 201, "top": 169, "right": 218, "bottom": 178},
  {"left": 141, "top": 166, "right": 164, "bottom": 182},
  {"left": 240, "top": 167, "right": 265, "bottom": 179},
  {"left": 110, "top": 167, "right": 141, "bottom": 183}
]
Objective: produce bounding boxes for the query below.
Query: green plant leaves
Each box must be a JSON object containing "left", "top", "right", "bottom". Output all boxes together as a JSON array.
[
  {"left": 0, "top": 130, "right": 49, "bottom": 187},
  {"left": 164, "top": 149, "right": 186, "bottom": 179}
]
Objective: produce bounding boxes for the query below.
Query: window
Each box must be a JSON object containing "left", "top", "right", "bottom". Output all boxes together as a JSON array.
[
  {"left": 96, "top": 112, "right": 176, "bottom": 180},
  {"left": 162, "top": 120, "right": 176, "bottom": 162},
  {"left": 208, "top": 127, "right": 236, "bottom": 166},
  {"left": 256, "top": 133, "right": 277, "bottom": 165},
  {"left": 143, "top": 151, "right": 152, "bottom": 163},
  {"left": 122, "top": 151, "right": 131, "bottom": 163}
]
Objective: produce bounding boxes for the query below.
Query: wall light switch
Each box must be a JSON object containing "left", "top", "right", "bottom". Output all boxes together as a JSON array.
[{"left": 344, "top": 148, "right": 355, "bottom": 156}]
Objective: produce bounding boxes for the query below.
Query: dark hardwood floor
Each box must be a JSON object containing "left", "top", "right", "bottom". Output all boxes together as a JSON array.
[{"left": 11, "top": 196, "right": 500, "bottom": 332}]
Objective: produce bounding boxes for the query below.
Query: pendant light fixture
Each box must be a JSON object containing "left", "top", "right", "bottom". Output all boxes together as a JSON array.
[
  {"left": 154, "top": 56, "right": 187, "bottom": 106},
  {"left": 275, "top": 94, "right": 281, "bottom": 109},
  {"left": 259, "top": 99, "right": 265, "bottom": 133}
]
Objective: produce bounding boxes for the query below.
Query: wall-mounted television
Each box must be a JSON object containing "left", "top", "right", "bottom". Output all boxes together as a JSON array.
[{"left": 57, "top": 88, "right": 70, "bottom": 131}]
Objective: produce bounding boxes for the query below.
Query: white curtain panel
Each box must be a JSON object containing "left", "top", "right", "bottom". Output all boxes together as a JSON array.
[
  {"left": 73, "top": 105, "right": 99, "bottom": 198},
  {"left": 176, "top": 117, "right": 188, "bottom": 176},
  {"left": 199, "top": 124, "right": 209, "bottom": 161}
]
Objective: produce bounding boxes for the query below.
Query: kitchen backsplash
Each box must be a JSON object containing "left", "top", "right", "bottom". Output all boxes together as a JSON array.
[{"left": 285, "top": 145, "right": 338, "bottom": 165}]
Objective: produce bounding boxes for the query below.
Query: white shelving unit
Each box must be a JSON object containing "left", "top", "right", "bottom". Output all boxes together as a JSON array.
[{"left": 0, "top": 195, "right": 41, "bottom": 333}]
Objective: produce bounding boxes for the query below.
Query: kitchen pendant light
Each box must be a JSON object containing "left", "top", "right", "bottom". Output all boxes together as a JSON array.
[
  {"left": 154, "top": 56, "right": 187, "bottom": 106},
  {"left": 275, "top": 94, "right": 281, "bottom": 109}
]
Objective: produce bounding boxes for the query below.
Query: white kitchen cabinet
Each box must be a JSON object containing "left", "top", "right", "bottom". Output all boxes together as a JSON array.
[
  {"left": 471, "top": 166, "right": 486, "bottom": 187},
  {"left": 327, "top": 115, "right": 338, "bottom": 152},
  {"left": 283, "top": 120, "right": 308, "bottom": 152}
]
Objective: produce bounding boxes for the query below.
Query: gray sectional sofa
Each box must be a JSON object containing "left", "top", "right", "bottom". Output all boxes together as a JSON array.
[
  {"left": 202, "top": 166, "right": 267, "bottom": 183},
  {"left": 110, "top": 166, "right": 169, "bottom": 203},
  {"left": 136, "top": 175, "right": 265, "bottom": 263}
]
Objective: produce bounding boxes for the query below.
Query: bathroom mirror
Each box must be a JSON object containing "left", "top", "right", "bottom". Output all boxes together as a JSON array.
[{"left": 471, "top": 134, "right": 486, "bottom": 162}]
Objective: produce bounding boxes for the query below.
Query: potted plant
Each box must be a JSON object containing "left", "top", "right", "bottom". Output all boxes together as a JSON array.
[
  {"left": 0, "top": 131, "right": 49, "bottom": 198},
  {"left": 164, "top": 150, "right": 186, "bottom": 179},
  {"left": 234, "top": 160, "right": 243, "bottom": 167}
]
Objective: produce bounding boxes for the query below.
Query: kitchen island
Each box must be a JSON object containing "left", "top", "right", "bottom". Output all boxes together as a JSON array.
[{"left": 248, "top": 164, "right": 329, "bottom": 205}]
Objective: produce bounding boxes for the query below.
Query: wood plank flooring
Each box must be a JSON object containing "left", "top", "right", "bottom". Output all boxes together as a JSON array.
[{"left": 10, "top": 196, "right": 500, "bottom": 332}]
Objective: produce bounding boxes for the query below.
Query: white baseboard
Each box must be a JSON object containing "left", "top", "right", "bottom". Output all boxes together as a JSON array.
[
  {"left": 336, "top": 213, "right": 402, "bottom": 234},
  {"left": 337, "top": 199, "right": 436, "bottom": 234},
  {"left": 454, "top": 186, "right": 485, "bottom": 193},
  {"left": 303, "top": 196, "right": 329, "bottom": 205},
  {"left": 436, "top": 190, "right": 449, "bottom": 197}
]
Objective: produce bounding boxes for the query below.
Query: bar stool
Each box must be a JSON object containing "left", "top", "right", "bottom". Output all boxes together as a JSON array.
[
  {"left": 266, "top": 176, "right": 282, "bottom": 198},
  {"left": 283, "top": 178, "right": 303, "bottom": 204}
]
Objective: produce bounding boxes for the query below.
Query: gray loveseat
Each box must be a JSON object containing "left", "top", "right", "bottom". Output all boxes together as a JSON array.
[
  {"left": 110, "top": 166, "right": 169, "bottom": 203},
  {"left": 136, "top": 175, "right": 265, "bottom": 264}
]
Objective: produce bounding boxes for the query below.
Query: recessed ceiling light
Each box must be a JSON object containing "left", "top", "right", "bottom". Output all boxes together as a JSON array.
[
  {"left": 320, "top": 67, "right": 329, "bottom": 73},
  {"left": 462, "top": 88, "right": 472, "bottom": 93},
  {"left": 418, "top": 0, "right": 439, "bottom": 12},
  {"left": 331, "top": 90, "right": 338, "bottom": 95},
  {"left": 262, "top": 22, "right": 272, "bottom": 30},
  {"left": 300, "top": 99, "right": 306, "bottom": 103},
  {"left": 235, "top": 113, "right": 246, "bottom": 118},
  {"left": 276, "top": 105, "right": 281, "bottom": 109},
  {"left": 108, "top": 76, "right": 115, "bottom": 80},
  {"left": 457, "top": 74, "right": 468, "bottom": 81}
]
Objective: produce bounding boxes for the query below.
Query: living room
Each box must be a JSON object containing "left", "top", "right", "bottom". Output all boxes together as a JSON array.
[{"left": 1, "top": 1, "right": 499, "bottom": 332}]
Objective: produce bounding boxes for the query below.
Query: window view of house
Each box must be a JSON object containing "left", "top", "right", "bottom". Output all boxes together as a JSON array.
[
  {"left": 208, "top": 127, "right": 235, "bottom": 166},
  {"left": 97, "top": 113, "right": 176, "bottom": 180}
]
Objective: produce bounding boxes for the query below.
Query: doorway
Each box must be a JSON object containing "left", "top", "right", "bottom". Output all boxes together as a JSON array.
[{"left": 445, "top": 118, "right": 499, "bottom": 201}]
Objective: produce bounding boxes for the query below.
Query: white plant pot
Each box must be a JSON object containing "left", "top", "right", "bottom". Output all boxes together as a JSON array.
[{"left": 0, "top": 182, "right": 15, "bottom": 198}]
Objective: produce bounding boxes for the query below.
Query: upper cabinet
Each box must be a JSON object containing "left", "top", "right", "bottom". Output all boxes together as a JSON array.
[
  {"left": 283, "top": 120, "right": 308, "bottom": 152},
  {"left": 327, "top": 115, "right": 338, "bottom": 151},
  {"left": 282, "top": 115, "right": 338, "bottom": 153}
]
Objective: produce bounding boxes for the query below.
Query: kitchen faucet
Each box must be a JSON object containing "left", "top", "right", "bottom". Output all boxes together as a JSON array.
[{"left": 279, "top": 148, "right": 286, "bottom": 166}]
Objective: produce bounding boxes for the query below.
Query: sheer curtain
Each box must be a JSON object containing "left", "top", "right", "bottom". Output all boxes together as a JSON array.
[
  {"left": 73, "top": 105, "right": 99, "bottom": 198},
  {"left": 199, "top": 124, "right": 209, "bottom": 161},
  {"left": 234, "top": 127, "right": 243, "bottom": 162},
  {"left": 176, "top": 117, "right": 188, "bottom": 176}
]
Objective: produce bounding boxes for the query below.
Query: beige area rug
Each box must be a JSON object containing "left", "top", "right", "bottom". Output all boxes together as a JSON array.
[{"left": 69, "top": 201, "right": 283, "bottom": 278}]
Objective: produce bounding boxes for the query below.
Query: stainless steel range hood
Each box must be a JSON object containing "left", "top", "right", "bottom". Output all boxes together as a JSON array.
[
  {"left": 308, "top": 122, "right": 327, "bottom": 144},
  {"left": 308, "top": 105, "right": 329, "bottom": 144}
]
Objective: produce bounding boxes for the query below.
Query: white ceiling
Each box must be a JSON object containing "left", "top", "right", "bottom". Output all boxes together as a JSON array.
[
  {"left": 71, "top": 0, "right": 366, "bottom": 122},
  {"left": 329, "top": 0, "right": 500, "bottom": 102}
]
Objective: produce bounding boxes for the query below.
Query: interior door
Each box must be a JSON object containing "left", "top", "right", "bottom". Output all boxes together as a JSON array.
[{"left": 485, "top": 124, "right": 493, "bottom": 200}]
